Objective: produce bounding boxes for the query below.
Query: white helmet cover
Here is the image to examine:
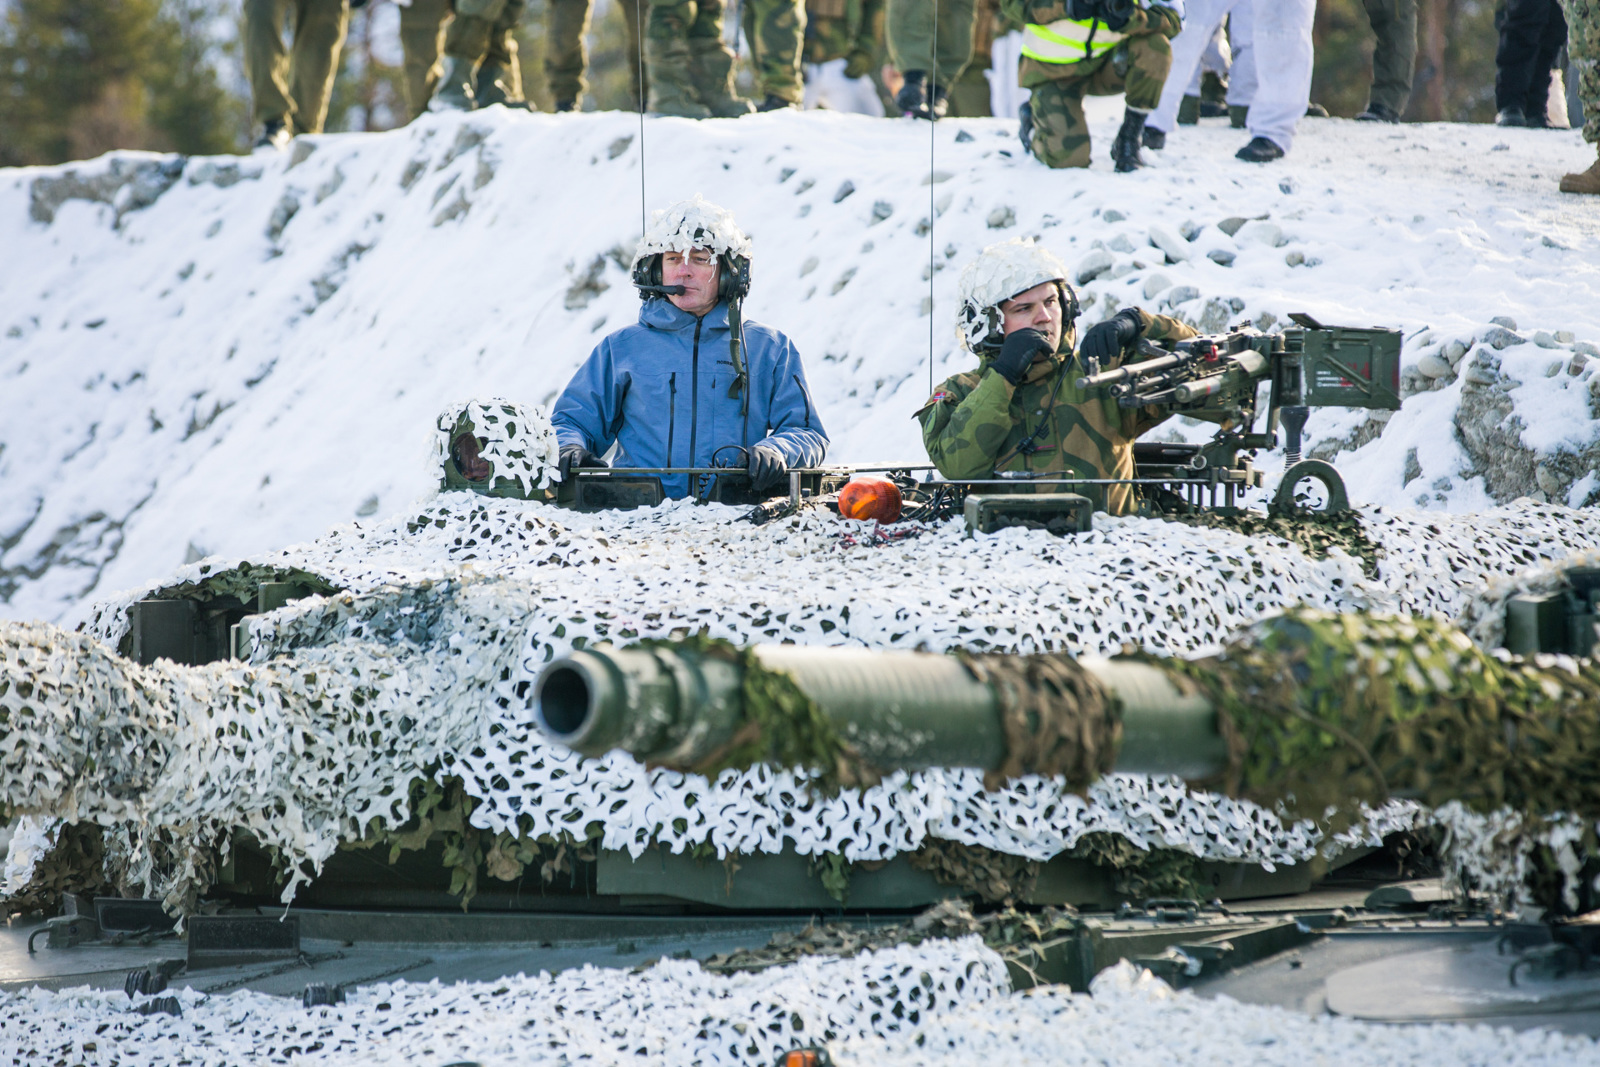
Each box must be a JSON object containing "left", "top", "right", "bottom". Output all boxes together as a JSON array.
[
  {"left": 956, "top": 238, "right": 1074, "bottom": 352},
  {"left": 632, "top": 194, "right": 753, "bottom": 272}
]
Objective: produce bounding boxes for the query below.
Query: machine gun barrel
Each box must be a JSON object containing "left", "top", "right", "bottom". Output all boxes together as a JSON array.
[
  {"left": 1076, "top": 349, "right": 1198, "bottom": 392},
  {"left": 535, "top": 644, "right": 1226, "bottom": 780}
]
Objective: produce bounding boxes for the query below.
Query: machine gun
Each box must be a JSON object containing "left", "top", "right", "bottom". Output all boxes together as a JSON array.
[{"left": 1076, "top": 313, "right": 1402, "bottom": 514}]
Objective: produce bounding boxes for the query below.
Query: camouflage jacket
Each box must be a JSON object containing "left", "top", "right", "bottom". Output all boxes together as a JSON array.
[
  {"left": 999, "top": 0, "right": 1184, "bottom": 86},
  {"left": 803, "top": 0, "right": 885, "bottom": 65},
  {"left": 916, "top": 308, "right": 1197, "bottom": 516}
]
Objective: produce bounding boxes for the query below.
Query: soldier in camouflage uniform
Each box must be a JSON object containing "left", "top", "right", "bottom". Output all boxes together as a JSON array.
[
  {"left": 1000, "top": 0, "right": 1183, "bottom": 171},
  {"left": 243, "top": 0, "right": 351, "bottom": 147},
  {"left": 424, "top": 0, "right": 531, "bottom": 111},
  {"left": 888, "top": 0, "right": 978, "bottom": 117},
  {"left": 742, "top": 0, "right": 808, "bottom": 110},
  {"left": 399, "top": 0, "right": 448, "bottom": 119},
  {"left": 918, "top": 239, "right": 1196, "bottom": 517},
  {"left": 542, "top": 0, "right": 650, "bottom": 112},
  {"left": 1559, "top": 0, "right": 1600, "bottom": 193},
  {"left": 648, "top": 0, "right": 754, "bottom": 117},
  {"left": 946, "top": 0, "right": 1005, "bottom": 118},
  {"left": 804, "top": 0, "right": 894, "bottom": 112}
]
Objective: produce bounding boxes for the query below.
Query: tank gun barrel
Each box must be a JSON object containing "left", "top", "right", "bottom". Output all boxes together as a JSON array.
[{"left": 535, "top": 645, "right": 1227, "bottom": 781}]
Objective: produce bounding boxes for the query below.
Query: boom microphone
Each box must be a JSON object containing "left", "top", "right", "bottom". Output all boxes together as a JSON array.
[{"left": 637, "top": 284, "right": 687, "bottom": 296}]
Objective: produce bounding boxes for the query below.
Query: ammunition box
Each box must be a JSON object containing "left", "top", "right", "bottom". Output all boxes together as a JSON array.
[
  {"left": 1284, "top": 327, "right": 1402, "bottom": 411},
  {"left": 571, "top": 476, "right": 666, "bottom": 511},
  {"left": 964, "top": 493, "right": 1094, "bottom": 536},
  {"left": 1504, "top": 593, "right": 1567, "bottom": 655}
]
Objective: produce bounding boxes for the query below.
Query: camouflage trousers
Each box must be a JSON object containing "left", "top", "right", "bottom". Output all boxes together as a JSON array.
[
  {"left": 242, "top": 0, "right": 350, "bottom": 132},
  {"left": 650, "top": 0, "right": 729, "bottom": 42},
  {"left": 1022, "top": 35, "right": 1173, "bottom": 169},
  {"left": 743, "top": 0, "right": 807, "bottom": 103},
  {"left": 1560, "top": 0, "right": 1600, "bottom": 142},
  {"left": 887, "top": 0, "right": 976, "bottom": 84},
  {"left": 543, "top": 0, "right": 647, "bottom": 107},
  {"left": 1362, "top": 0, "right": 1417, "bottom": 115}
]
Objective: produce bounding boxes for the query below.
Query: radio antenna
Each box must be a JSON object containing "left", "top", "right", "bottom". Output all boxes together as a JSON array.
[
  {"left": 637, "top": 0, "right": 647, "bottom": 236},
  {"left": 928, "top": 0, "right": 937, "bottom": 395}
]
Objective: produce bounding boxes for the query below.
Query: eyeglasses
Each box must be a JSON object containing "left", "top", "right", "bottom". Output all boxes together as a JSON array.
[{"left": 663, "top": 251, "right": 717, "bottom": 268}]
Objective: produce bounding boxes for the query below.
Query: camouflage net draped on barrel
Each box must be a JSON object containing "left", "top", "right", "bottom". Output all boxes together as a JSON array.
[{"left": 954, "top": 652, "right": 1119, "bottom": 792}]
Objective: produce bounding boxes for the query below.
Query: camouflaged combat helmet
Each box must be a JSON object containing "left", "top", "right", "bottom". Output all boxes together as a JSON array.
[
  {"left": 631, "top": 194, "right": 753, "bottom": 302},
  {"left": 435, "top": 399, "right": 560, "bottom": 500},
  {"left": 956, "top": 238, "right": 1080, "bottom": 353}
]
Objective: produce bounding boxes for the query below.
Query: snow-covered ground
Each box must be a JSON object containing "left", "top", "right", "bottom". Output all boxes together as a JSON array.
[{"left": 2, "top": 101, "right": 1598, "bottom": 622}]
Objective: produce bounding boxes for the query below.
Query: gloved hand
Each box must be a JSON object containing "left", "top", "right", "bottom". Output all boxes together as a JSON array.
[
  {"left": 747, "top": 444, "right": 789, "bottom": 493},
  {"left": 844, "top": 48, "right": 875, "bottom": 81},
  {"left": 558, "top": 443, "right": 603, "bottom": 482},
  {"left": 1078, "top": 308, "right": 1143, "bottom": 365},
  {"left": 991, "top": 327, "right": 1053, "bottom": 385}
]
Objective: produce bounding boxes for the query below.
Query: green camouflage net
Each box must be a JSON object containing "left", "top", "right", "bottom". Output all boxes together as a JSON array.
[
  {"left": 1171, "top": 510, "right": 1381, "bottom": 578},
  {"left": 1168, "top": 609, "right": 1600, "bottom": 908}
]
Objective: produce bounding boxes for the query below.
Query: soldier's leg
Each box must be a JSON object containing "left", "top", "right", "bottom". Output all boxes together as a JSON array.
[
  {"left": 648, "top": 0, "right": 714, "bottom": 116},
  {"left": 1225, "top": 0, "right": 1255, "bottom": 120},
  {"left": 885, "top": 0, "right": 934, "bottom": 76},
  {"left": 243, "top": 0, "right": 296, "bottom": 133},
  {"left": 1243, "top": 0, "right": 1313, "bottom": 154},
  {"left": 1148, "top": 0, "right": 1231, "bottom": 135},
  {"left": 932, "top": 0, "right": 978, "bottom": 89},
  {"left": 433, "top": 0, "right": 508, "bottom": 110},
  {"left": 743, "top": 0, "right": 807, "bottom": 106},
  {"left": 687, "top": 0, "right": 754, "bottom": 114},
  {"left": 1360, "top": 0, "right": 1416, "bottom": 116},
  {"left": 1498, "top": 0, "right": 1555, "bottom": 117},
  {"left": 477, "top": 0, "right": 529, "bottom": 107},
  {"left": 616, "top": 0, "right": 648, "bottom": 108},
  {"left": 1026, "top": 77, "right": 1092, "bottom": 169},
  {"left": 547, "top": 0, "right": 592, "bottom": 109},
  {"left": 1556, "top": 0, "right": 1599, "bottom": 191},
  {"left": 286, "top": 0, "right": 351, "bottom": 134},
  {"left": 399, "top": 0, "right": 450, "bottom": 120},
  {"left": 1527, "top": 0, "right": 1570, "bottom": 121}
]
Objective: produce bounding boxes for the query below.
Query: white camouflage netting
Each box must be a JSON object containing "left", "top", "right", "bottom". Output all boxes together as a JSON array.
[
  {"left": 0, "top": 937, "right": 1009, "bottom": 1067},
  {"left": 956, "top": 238, "right": 1071, "bottom": 350},
  {"left": 4, "top": 949, "right": 1596, "bottom": 1067},
  {"left": 431, "top": 397, "right": 561, "bottom": 497},
  {"left": 9, "top": 492, "right": 1598, "bottom": 909},
  {"left": 634, "top": 194, "right": 753, "bottom": 268},
  {"left": 831, "top": 960, "right": 1600, "bottom": 1067}
]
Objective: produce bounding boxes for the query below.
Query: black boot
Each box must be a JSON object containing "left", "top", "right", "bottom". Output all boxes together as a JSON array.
[
  {"left": 929, "top": 82, "right": 949, "bottom": 119},
  {"left": 1018, "top": 99, "right": 1034, "bottom": 155},
  {"left": 1142, "top": 126, "right": 1165, "bottom": 150},
  {"left": 896, "top": 70, "right": 931, "bottom": 119},
  {"left": 1495, "top": 106, "right": 1528, "bottom": 127},
  {"left": 1111, "top": 107, "right": 1148, "bottom": 173},
  {"left": 1235, "top": 136, "right": 1285, "bottom": 162}
]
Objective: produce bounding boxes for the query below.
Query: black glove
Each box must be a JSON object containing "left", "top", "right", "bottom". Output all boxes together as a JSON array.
[
  {"left": 991, "top": 327, "right": 1053, "bottom": 386},
  {"left": 1071, "top": 0, "right": 1133, "bottom": 31},
  {"left": 1078, "top": 308, "right": 1143, "bottom": 365},
  {"left": 558, "top": 444, "right": 603, "bottom": 481},
  {"left": 747, "top": 444, "right": 788, "bottom": 492}
]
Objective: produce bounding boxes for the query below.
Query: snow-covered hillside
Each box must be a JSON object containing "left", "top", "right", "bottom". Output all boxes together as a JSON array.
[{"left": 2, "top": 101, "right": 1599, "bottom": 623}]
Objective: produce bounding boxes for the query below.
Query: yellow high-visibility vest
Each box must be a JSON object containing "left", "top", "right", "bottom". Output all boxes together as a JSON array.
[{"left": 1020, "top": 18, "right": 1126, "bottom": 64}]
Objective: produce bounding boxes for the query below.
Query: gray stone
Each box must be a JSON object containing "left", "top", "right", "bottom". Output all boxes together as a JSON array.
[
  {"left": 1206, "top": 249, "right": 1236, "bottom": 267},
  {"left": 1217, "top": 216, "right": 1249, "bottom": 237},
  {"left": 1482, "top": 326, "right": 1525, "bottom": 349},
  {"left": 1556, "top": 331, "right": 1576, "bottom": 343},
  {"left": 1197, "top": 298, "right": 1233, "bottom": 333},
  {"left": 1284, "top": 250, "right": 1305, "bottom": 267},
  {"left": 985, "top": 205, "right": 1014, "bottom": 229},
  {"left": 1569, "top": 352, "right": 1589, "bottom": 376},
  {"left": 1234, "top": 220, "right": 1283, "bottom": 246},
  {"left": 29, "top": 155, "right": 185, "bottom": 225},
  {"left": 1075, "top": 250, "right": 1114, "bottom": 284},
  {"left": 1444, "top": 339, "right": 1470, "bottom": 366},
  {"left": 1536, "top": 464, "right": 1561, "bottom": 495},
  {"left": 1431, "top": 477, "right": 1453, "bottom": 492},
  {"left": 1108, "top": 234, "right": 1136, "bottom": 253},
  {"left": 1162, "top": 285, "right": 1200, "bottom": 307},
  {"left": 1491, "top": 315, "right": 1518, "bottom": 330},
  {"left": 1414, "top": 350, "right": 1454, "bottom": 379},
  {"left": 1228, "top": 297, "right": 1246, "bottom": 313},
  {"left": 1179, "top": 219, "right": 1203, "bottom": 241},
  {"left": 1574, "top": 341, "right": 1600, "bottom": 358},
  {"left": 873, "top": 200, "right": 895, "bottom": 224},
  {"left": 1102, "top": 208, "right": 1126, "bottom": 222},
  {"left": 833, "top": 181, "right": 855, "bottom": 203},
  {"left": 1142, "top": 273, "right": 1173, "bottom": 300},
  {"left": 1545, "top": 360, "right": 1564, "bottom": 378},
  {"left": 1147, "top": 223, "right": 1191, "bottom": 263},
  {"left": 1534, "top": 330, "right": 1559, "bottom": 348},
  {"left": 1256, "top": 311, "right": 1278, "bottom": 332},
  {"left": 1402, "top": 447, "right": 1422, "bottom": 486}
]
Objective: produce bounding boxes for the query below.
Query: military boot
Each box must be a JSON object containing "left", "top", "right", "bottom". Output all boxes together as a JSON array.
[
  {"left": 475, "top": 59, "right": 531, "bottom": 109},
  {"left": 255, "top": 118, "right": 292, "bottom": 151},
  {"left": 688, "top": 37, "right": 754, "bottom": 117},
  {"left": 648, "top": 36, "right": 712, "bottom": 118},
  {"left": 1177, "top": 94, "right": 1200, "bottom": 125},
  {"left": 897, "top": 70, "right": 931, "bottom": 119},
  {"left": 430, "top": 55, "right": 480, "bottom": 111},
  {"left": 1111, "top": 108, "right": 1148, "bottom": 173},
  {"left": 1142, "top": 126, "right": 1165, "bottom": 150},
  {"left": 1018, "top": 99, "right": 1034, "bottom": 155},
  {"left": 1228, "top": 104, "right": 1248, "bottom": 129},
  {"left": 1560, "top": 152, "right": 1600, "bottom": 195}
]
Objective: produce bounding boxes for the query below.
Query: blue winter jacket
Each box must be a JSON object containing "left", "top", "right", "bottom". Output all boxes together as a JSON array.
[{"left": 551, "top": 298, "right": 829, "bottom": 499}]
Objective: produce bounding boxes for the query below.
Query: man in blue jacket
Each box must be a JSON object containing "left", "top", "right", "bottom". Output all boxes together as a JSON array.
[{"left": 552, "top": 196, "right": 829, "bottom": 499}]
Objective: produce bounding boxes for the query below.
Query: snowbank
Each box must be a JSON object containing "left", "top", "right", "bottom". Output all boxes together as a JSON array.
[{"left": 2, "top": 103, "right": 1598, "bottom": 622}]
